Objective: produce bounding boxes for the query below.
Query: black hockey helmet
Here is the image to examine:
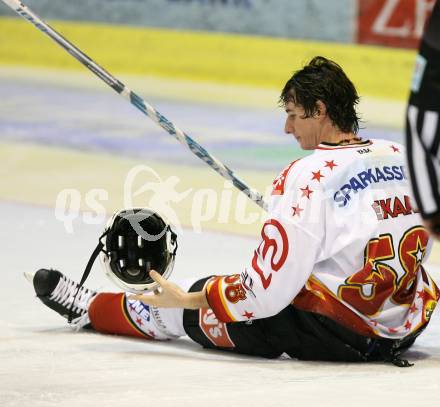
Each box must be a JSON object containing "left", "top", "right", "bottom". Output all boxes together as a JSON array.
[
  {"left": 99, "top": 208, "right": 177, "bottom": 293},
  {"left": 68, "top": 208, "right": 177, "bottom": 322}
]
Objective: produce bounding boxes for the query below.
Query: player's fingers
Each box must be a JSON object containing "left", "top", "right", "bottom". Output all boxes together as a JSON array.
[
  {"left": 148, "top": 271, "right": 167, "bottom": 296},
  {"left": 149, "top": 270, "right": 167, "bottom": 285}
]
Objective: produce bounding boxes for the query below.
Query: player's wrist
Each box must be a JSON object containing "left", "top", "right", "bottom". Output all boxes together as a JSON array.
[{"left": 184, "top": 290, "right": 209, "bottom": 309}]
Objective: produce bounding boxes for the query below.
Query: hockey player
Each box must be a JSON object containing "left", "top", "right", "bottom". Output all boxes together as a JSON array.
[
  {"left": 33, "top": 56, "right": 439, "bottom": 366},
  {"left": 406, "top": 0, "right": 440, "bottom": 239}
]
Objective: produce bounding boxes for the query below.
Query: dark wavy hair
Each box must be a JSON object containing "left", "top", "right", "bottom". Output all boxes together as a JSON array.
[{"left": 280, "top": 56, "right": 360, "bottom": 134}]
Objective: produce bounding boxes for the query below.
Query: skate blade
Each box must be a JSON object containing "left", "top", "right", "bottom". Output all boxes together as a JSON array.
[{"left": 23, "top": 271, "right": 35, "bottom": 284}]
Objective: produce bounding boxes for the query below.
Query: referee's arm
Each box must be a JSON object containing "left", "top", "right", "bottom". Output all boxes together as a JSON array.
[{"left": 406, "top": 0, "right": 440, "bottom": 237}]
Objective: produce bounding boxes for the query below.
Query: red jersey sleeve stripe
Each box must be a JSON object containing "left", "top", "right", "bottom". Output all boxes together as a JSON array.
[{"left": 206, "top": 277, "right": 236, "bottom": 323}]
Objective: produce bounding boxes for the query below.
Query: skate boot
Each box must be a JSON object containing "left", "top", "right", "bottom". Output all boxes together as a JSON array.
[{"left": 31, "top": 268, "right": 97, "bottom": 327}]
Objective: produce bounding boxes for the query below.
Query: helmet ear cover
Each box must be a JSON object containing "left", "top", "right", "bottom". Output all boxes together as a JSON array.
[{"left": 100, "top": 208, "right": 177, "bottom": 293}]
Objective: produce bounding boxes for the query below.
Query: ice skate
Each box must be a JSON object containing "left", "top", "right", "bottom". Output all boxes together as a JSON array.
[{"left": 28, "top": 268, "right": 97, "bottom": 326}]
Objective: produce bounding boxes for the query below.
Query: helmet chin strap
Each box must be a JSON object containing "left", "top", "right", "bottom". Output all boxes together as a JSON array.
[
  {"left": 167, "top": 225, "right": 178, "bottom": 257},
  {"left": 67, "top": 229, "right": 109, "bottom": 323}
]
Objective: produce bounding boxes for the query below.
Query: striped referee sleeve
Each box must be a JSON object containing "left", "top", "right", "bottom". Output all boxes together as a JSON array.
[
  {"left": 405, "top": 1, "right": 440, "bottom": 219},
  {"left": 406, "top": 105, "right": 440, "bottom": 218}
]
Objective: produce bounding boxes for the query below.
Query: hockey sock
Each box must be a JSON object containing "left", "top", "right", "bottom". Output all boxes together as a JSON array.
[
  {"left": 88, "top": 293, "right": 152, "bottom": 339},
  {"left": 88, "top": 279, "right": 194, "bottom": 340}
]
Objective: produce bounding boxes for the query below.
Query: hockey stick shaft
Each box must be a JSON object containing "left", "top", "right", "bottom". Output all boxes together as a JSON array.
[{"left": 1, "top": 0, "right": 268, "bottom": 211}]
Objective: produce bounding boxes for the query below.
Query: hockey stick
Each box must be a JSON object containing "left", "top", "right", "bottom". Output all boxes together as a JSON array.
[{"left": 1, "top": 0, "right": 268, "bottom": 211}]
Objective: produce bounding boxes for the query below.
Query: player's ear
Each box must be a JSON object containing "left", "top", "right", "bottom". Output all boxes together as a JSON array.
[{"left": 315, "top": 100, "right": 327, "bottom": 119}]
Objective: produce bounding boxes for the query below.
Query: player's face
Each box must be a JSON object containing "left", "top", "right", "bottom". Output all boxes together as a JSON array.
[{"left": 284, "top": 102, "right": 321, "bottom": 150}]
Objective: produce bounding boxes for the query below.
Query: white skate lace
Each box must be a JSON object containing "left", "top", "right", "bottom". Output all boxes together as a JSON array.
[
  {"left": 49, "top": 275, "right": 96, "bottom": 317},
  {"left": 70, "top": 313, "right": 92, "bottom": 331}
]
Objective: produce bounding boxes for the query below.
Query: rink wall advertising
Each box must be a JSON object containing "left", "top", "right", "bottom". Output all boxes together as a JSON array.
[
  {"left": 0, "top": 0, "right": 435, "bottom": 48},
  {"left": 0, "top": 4, "right": 419, "bottom": 101},
  {"left": 357, "top": 0, "right": 436, "bottom": 48},
  {"left": 0, "top": 0, "right": 354, "bottom": 42}
]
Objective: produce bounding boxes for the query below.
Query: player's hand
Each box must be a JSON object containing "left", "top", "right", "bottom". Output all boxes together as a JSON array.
[
  {"left": 128, "top": 270, "right": 209, "bottom": 309},
  {"left": 128, "top": 270, "right": 186, "bottom": 308}
]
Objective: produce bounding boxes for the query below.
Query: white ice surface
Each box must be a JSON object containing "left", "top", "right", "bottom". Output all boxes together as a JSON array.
[
  {"left": 0, "top": 68, "right": 439, "bottom": 406},
  {"left": 1, "top": 201, "right": 440, "bottom": 407}
]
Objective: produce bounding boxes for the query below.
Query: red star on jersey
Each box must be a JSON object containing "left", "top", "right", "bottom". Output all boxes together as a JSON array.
[
  {"left": 311, "top": 170, "right": 324, "bottom": 182},
  {"left": 388, "top": 327, "right": 398, "bottom": 334},
  {"left": 404, "top": 320, "right": 412, "bottom": 330},
  {"left": 390, "top": 145, "right": 400, "bottom": 153},
  {"left": 409, "top": 304, "right": 418, "bottom": 313},
  {"left": 300, "top": 185, "right": 314, "bottom": 199},
  {"left": 324, "top": 160, "right": 337, "bottom": 170},
  {"left": 136, "top": 317, "right": 143, "bottom": 327},
  {"left": 147, "top": 330, "right": 156, "bottom": 338},
  {"left": 417, "top": 289, "right": 426, "bottom": 300},
  {"left": 291, "top": 204, "right": 304, "bottom": 217},
  {"left": 242, "top": 310, "right": 254, "bottom": 320}
]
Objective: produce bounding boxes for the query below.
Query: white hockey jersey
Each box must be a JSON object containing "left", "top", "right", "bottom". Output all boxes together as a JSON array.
[{"left": 206, "top": 139, "right": 439, "bottom": 339}]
